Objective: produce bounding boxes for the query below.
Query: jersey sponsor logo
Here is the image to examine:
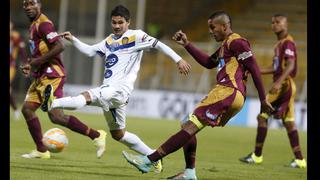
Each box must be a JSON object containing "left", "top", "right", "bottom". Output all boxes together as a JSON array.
[
  {"left": 105, "top": 54, "right": 118, "bottom": 68},
  {"left": 122, "top": 37, "right": 129, "bottom": 45},
  {"left": 104, "top": 69, "right": 113, "bottom": 78},
  {"left": 285, "top": 49, "right": 294, "bottom": 56},
  {"left": 217, "top": 58, "right": 225, "bottom": 72},
  {"left": 238, "top": 51, "right": 252, "bottom": 61},
  {"left": 46, "top": 32, "right": 58, "bottom": 40},
  {"left": 205, "top": 110, "right": 218, "bottom": 120}
]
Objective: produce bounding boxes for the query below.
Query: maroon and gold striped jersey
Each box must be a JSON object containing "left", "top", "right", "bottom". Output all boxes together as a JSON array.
[
  {"left": 272, "top": 34, "right": 297, "bottom": 82},
  {"left": 212, "top": 33, "right": 254, "bottom": 97},
  {"left": 28, "top": 13, "right": 65, "bottom": 78},
  {"left": 10, "top": 30, "right": 27, "bottom": 67}
]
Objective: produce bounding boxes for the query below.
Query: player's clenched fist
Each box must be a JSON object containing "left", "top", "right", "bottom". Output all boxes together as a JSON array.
[
  {"left": 59, "top": 31, "right": 73, "bottom": 41},
  {"left": 172, "top": 30, "right": 189, "bottom": 46}
]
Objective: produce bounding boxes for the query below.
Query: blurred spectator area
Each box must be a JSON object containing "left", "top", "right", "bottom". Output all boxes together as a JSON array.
[{"left": 10, "top": 0, "right": 306, "bottom": 100}]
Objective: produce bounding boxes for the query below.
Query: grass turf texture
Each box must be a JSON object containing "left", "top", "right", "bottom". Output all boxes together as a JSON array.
[{"left": 10, "top": 110, "right": 307, "bottom": 180}]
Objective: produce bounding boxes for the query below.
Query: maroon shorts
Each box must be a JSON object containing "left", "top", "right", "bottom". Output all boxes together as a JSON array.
[
  {"left": 24, "top": 76, "right": 65, "bottom": 104},
  {"left": 193, "top": 85, "right": 244, "bottom": 127}
]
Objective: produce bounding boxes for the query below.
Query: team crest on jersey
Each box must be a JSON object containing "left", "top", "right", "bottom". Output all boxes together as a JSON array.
[{"left": 122, "top": 37, "right": 129, "bottom": 45}]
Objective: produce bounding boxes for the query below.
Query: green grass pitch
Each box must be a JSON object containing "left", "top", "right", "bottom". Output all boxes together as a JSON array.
[{"left": 10, "top": 110, "right": 307, "bottom": 180}]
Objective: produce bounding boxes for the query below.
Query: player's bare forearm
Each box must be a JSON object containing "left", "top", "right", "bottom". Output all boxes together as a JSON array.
[
  {"left": 29, "top": 40, "right": 65, "bottom": 67},
  {"left": 275, "top": 59, "right": 294, "bottom": 84},
  {"left": 260, "top": 66, "right": 274, "bottom": 74},
  {"left": 269, "top": 59, "right": 294, "bottom": 94}
]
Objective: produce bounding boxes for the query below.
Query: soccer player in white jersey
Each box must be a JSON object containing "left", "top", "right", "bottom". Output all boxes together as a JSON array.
[{"left": 41, "top": 5, "right": 191, "bottom": 173}]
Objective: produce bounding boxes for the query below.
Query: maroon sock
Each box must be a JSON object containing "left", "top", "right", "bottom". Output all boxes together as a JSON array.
[
  {"left": 26, "top": 117, "right": 47, "bottom": 152},
  {"left": 10, "top": 94, "right": 17, "bottom": 110},
  {"left": 183, "top": 135, "right": 197, "bottom": 169},
  {"left": 288, "top": 130, "right": 303, "bottom": 160},
  {"left": 254, "top": 126, "right": 267, "bottom": 156},
  {"left": 148, "top": 129, "right": 192, "bottom": 162},
  {"left": 67, "top": 116, "right": 99, "bottom": 140}
]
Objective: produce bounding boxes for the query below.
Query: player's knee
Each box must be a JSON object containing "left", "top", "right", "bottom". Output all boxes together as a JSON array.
[
  {"left": 257, "top": 115, "right": 268, "bottom": 126},
  {"left": 284, "top": 121, "right": 296, "bottom": 132},
  {"left": 48, "top": 112, "right": 66, "bottom": 125},
  {"left": 21, "top": 104, "right": 35, "bottom": 119},
  {"left": 110, "top": 130, "right": 124, "bottom": 141}
]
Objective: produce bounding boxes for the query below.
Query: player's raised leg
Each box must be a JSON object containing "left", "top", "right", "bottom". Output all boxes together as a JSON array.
[
  {"left": 103, "top": 106, "right": 163, "bottom": 173},
  {"left": 167, "top": 115, "right": 198, "bottom": 179},
  {"left": 42, "top": 82, "right": 107, "bottom": 158},
  {"left": 123, "top": 120, "right": 202, "bottom": 173}
]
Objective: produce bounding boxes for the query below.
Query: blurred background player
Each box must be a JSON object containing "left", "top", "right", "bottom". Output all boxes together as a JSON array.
[
  {"left": 43, "top": 5, "right": 191, "bottom": 173},
  {"left": 19, "top": 0, "right": 106, "bottom": 159},
  {"left": 10, "top": 20, "right": 28, "bottom": 120},
  {"left": 122, "top": 11, "right": 274, "bottom": 179},
  {"left": 239, "top": 14, "right": 306, "bottom": 168}
]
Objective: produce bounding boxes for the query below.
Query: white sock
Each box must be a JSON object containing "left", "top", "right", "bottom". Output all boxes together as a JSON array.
[
  {"left": 52, "top": 95, "right": 86, "bottom": 110},
  {"left": 119, "top": 131, "right": 154, "bottom": 155}
]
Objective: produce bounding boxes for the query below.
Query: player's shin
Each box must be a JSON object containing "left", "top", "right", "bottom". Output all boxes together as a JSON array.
[
  {"left": 119, "top": 131, "right": 154, "bottom": 155},
  {"left": 26, "top": 117, "right": 48, "bottom": 152},
  {"left": 66, "top": 115, "right": 100, "bottom": 140},
  {"left": 183, "top": 135, "right": 197, "bottom": 169},
  {"left": 148, "top": 129, "right": 193, "bottom": 162},
  {"left": 52, "top": 95, "right": 86, "bottom": 110}
]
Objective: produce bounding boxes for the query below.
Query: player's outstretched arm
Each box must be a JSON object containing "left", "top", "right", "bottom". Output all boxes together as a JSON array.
[
  {"left": 29, "top": 39, "right": 65, "bottom": 67},
  {"left": 260, "top": 65, "right": 274, "bottom": 74},
  {"left": 60, "top": 31, "right": 100, "bottom": 57},
  {"left": 154, "top": 41, "right": 191, "bottom": 75},
  {"left": 173, "top": 30, "right": 217, "bottom": 69}
]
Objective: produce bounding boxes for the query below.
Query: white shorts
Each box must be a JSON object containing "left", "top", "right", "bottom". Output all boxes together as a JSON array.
[{"left": 88, "top": 84, "right": 129, "bottom": 130}]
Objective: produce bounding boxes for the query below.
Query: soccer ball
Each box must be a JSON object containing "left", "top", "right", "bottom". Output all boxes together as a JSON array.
[{"left": 42, "top": 128, "right": 68, "bottom": 153}]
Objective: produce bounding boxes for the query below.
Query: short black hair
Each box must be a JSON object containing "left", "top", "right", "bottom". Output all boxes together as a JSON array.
[
  {"left": 273, "top": 13, "right": 287, "bottom": 19},
  {"left": 110, "top": 5, "right": 130, "bottom": 22},
  {"left": 24, "top": 0, "right": 41, "bottom": 3},
  {"left": 208, "top": 11, "right": 232, "bottom": 27}
]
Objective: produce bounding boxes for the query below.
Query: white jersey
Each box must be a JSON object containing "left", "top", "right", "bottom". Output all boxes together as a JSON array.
[{"left": 72, "top": 29, "right": 182, "bottom": 95}]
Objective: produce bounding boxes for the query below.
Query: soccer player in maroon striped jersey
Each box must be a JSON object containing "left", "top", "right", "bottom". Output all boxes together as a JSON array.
[
  {"left": 10, "top": 20, "right": 28, "bottom": 120},
  {"left": 239, "top": 14, "right": 306, "bottom": 168},
  {"left": 19, "top": 0, "right": 107, "bottom": 159},
  {"left": 122, "top": 11, "right": 274, "bottom": 179}
]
